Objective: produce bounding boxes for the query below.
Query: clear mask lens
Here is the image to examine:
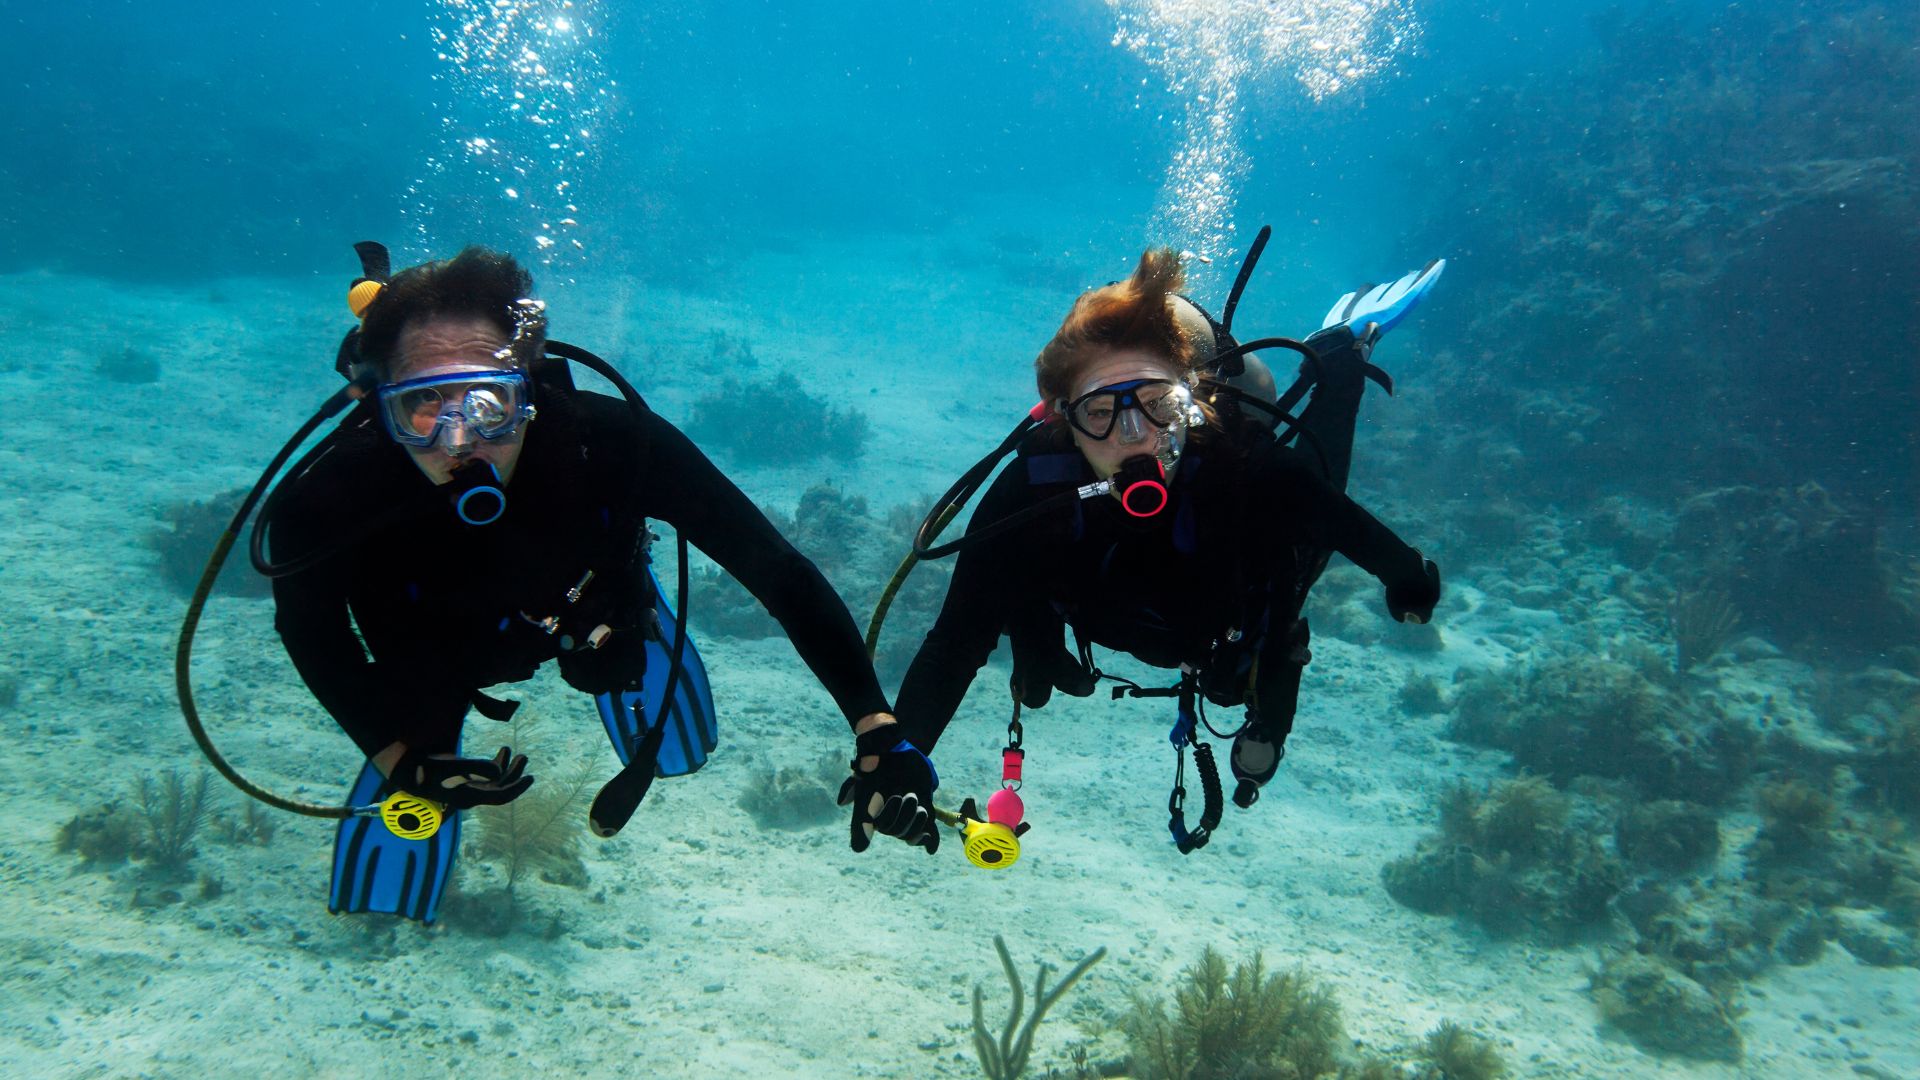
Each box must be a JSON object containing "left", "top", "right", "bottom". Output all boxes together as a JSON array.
[
  {"left": 378, "top": 370, "right": 532, "bottom": 448},
  {"left": 1065, "top": 379, "right": 1189, "bottom": 441}
]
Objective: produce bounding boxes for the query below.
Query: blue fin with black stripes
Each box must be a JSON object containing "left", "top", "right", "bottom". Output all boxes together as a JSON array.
[{"left": 594, "top": 567, "right": 717, "bottom": 776}]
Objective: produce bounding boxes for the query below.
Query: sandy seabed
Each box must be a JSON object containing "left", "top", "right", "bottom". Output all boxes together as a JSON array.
[{"left": 1, "top": 233, "right": 1915, "bottom": 1078}]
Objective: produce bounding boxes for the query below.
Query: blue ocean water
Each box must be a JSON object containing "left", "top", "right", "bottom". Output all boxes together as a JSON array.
[{"left": 3, "top": 0, "right": 1917, "bottom": 1076}]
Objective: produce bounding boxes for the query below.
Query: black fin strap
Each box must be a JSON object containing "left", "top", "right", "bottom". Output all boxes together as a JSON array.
[{"left": 1364, "top": 362, "right": 1393, "bottom": 396}]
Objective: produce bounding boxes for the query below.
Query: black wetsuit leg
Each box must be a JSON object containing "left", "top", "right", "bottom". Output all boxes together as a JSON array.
[{"left": 1234, "top": 328, "right": 1376, "bottom": 802}]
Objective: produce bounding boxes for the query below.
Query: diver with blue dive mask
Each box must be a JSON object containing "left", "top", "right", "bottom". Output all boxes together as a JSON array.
[
  {"left": 177, "top": 244, "right": 902, "bottom": 922},
  {"left": 373, "top": 364, "right": 535, "bottom": 525}
]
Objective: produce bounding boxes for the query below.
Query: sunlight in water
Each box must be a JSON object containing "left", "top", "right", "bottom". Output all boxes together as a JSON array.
[
  {"left": 1108, "top": 0, "right": 1419, "bottom": 273},
  {"left": 407, "top": 0, "right": 610, "bottom": 268}
]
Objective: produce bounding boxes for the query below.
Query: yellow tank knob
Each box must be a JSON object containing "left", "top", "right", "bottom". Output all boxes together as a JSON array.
[{"left": 348, "top": 279, "right": 385, "bottom": 319}]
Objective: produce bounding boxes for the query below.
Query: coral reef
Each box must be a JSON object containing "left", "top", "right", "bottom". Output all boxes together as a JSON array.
[
  {"left": 1750, "top": 778, "right": 1837, "bottom": 864},
  {"left": 1832, "top": 910, "right": 1920, "bottom": 968},
  {"left": 1382, "top": 618, "right": 1445, "bottom": 654},
  {"left": 1448, "top": 655, "right": 1755, "bottom": 803},
  {"left": 785, "top": 483, "right": 869, "bottom": 579},
  {"left": 684, "top": 371, "right": 869, "bottom": 464},
  {"left": 1395, "top": 672, "right": 1445, "bottom": 716},
  {"left": 1617, "top": 878, "right": 1808, "bottom": 994},
  {"left": 1125, "top": 948, "right": 1345, "bottom": 1080},
  {"left": 209, "top": 801, "right": 278, "bottom": 847},
  {"left": 1669, "top": 588, "right": 1739, "bottom": 675},
  {"left": 470, "top": 754, "right": 596, "bottom": 893},
  {"left": 970, "top": 934, "right": 1105, "bottom": 1080},
  {"left": 1381, "top": 777, "right": 1624, "bottom": 942},
  {"left": 699, "top": 329, "right": 760, "bottom": 375},
  {"left": 736, "top": 754, "right": 842, "bottom": 831},
  {"left": 1581, "top": 496, "right": 1672, "bottom": 569},
  {"left": 867, "top": 500, "right": 955, "bottom": 684},
  {"left": 693, "top": 483, "right": 873, "bottom": 639},
  {"left": 145, "top": 487, "right": 273, "bottom": 598},
  {"left": 1614, "top": 799, "right": 1719, "bottom": 874},
  {"left": 135, "top": 769, "right": 214, "bottom": 877},
  {"left": 1589, "top": 952, "right": 1743, "bottom": 1063},
  {"left": 1672, "top": 484, "right": 1912, "bottom": 659},
  {"left": 56, "top": 804, "right": 141, "bottom": 866},
  {"left": 1855, "top": 700, "right": 1920, "bottom": 815},
  {"left": 1418, "top": 1020, "right": 1508, "bottom": 1080},
  {"left": 1737, "top": 778, "right": 1920, "bottom": 968},
  {"left": 1408, "top": 3, "right": 1919, "bottom": 513},
  {"left": 1600, "top": 770, "right": 1920, "bottom": 989}
]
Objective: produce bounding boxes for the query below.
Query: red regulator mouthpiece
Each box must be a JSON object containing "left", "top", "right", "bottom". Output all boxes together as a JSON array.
[{"left": 1114, "top": 456, "right": 1169, "bottom": 518}]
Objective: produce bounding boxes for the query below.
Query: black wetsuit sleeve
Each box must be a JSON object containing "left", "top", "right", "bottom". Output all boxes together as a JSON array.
[
  {"left": 1258, "top": 448, "right": 1431, "bottom": 595},
  {"left": 270, "top": 538, "right": 470, "bottom": 760},
  {"left": 891, "top": 467, "right": 1033, "bottom": 755},
  {"left": 632, "top": 411, "right": 890, "bottom": 727}
]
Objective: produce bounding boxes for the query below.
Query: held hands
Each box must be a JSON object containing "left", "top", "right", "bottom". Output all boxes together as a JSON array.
[
  {"left": 393, "top": 746, "right": 534, "bottom": 810},
  {"left": 837, "top": 718, "right": 941, "bottom": 855},
  {"left": 1386, "top": 558, "right": 1442, "bottom": 625}
]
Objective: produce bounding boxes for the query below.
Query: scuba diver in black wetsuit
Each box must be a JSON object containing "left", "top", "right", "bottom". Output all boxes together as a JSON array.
[
  {"left": 854, "top": 240, "right": 1444, "bottom": 860},
  {"left": 251, "top": 246, "right": 905, "bottom": 849}
]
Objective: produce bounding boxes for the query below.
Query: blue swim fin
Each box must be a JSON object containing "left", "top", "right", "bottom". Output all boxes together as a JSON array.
[
  {"left": 594, "top": 567, "right": 717, "bottom": 776},
  {"left": 328, "top": 759, "right": 461, "bottom": 924},
  {"left": 1322, "top": 258, "right": 1445, "bottom": 341}
]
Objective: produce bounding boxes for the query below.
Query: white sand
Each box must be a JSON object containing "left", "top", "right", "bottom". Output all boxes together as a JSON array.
[{"left": 1, "top": 241, "right": 1915, "bottom": 1078}]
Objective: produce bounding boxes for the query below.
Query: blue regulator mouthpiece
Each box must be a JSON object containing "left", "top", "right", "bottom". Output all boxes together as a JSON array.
[{"left": 447, "top": 460, "right": 506, "bottom": 525}]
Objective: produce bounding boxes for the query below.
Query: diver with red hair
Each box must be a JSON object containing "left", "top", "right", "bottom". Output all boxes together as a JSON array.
[{"left": 851, "top": 242, "right": 1443, "bottom": 856}]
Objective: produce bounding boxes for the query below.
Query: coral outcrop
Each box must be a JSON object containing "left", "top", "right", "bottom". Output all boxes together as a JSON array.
[
  {"left": 1672, "top": 484, "right": 1912, "bottom": 659},
  {"left": 1589, "top": 953, "right": 1742, "bottom": 1063},
  {"left": 1449, "top": 656, "right": 1755, "bottom": 803},
  {"left": 1125, "top": 949, "right": 1344, "bottom": 1080},
  {"left": 1614, "top": 799, "right": 1720, "bottom": 874},
  {"left": 1408, "top": 3, "right": 1919, "bottom": 513},
  {"left": 685, "top": 371, "right": 869, "bottom": 464},
  {"left": 1382, "top": 777, "right": 1624, "bottom": 942},
  {"left": 146, "top": 488, "right": 274, "bottom": 598}
]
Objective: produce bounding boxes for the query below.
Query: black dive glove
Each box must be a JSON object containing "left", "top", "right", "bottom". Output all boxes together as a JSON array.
[
  {"left": 393, "top": 746, "right": 533, "bottom": 810},
  {"left": 1386, "top": 558, "right": 1441, "bottom": 625},
  {"left": 837, "top": 726, "right": 940, "bottom": 855}
]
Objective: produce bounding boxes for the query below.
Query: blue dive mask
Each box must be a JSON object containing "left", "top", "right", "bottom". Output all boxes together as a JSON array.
[{"left": 376, "top": 369, "right": 536, "bottom": 450}]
